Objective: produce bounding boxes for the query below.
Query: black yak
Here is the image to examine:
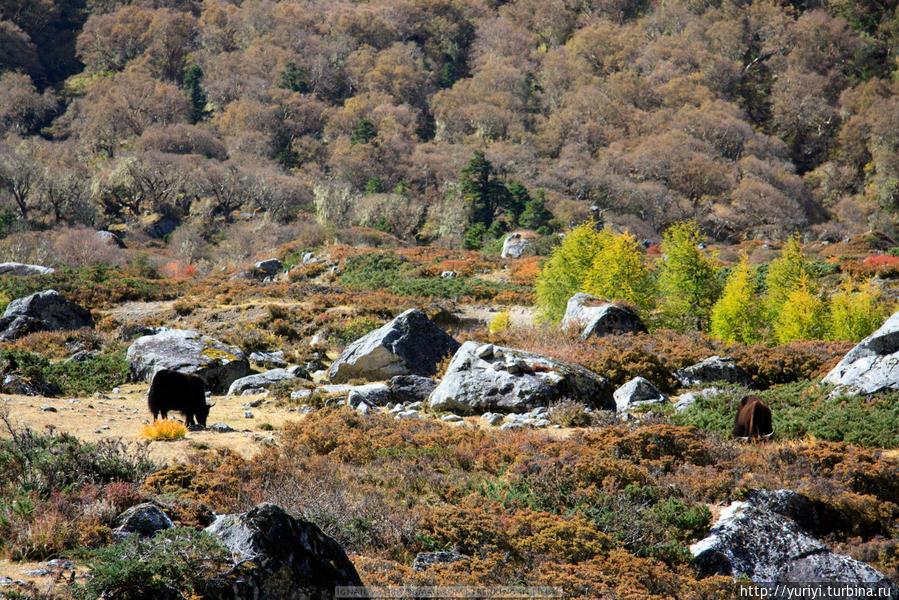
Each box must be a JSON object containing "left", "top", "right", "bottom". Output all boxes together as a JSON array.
[
  {"left": 733, "top": 395, "right": 773, "bottom": 440},
  {"left": 147, "top": 369, "right": 214, "bottom": 428}
]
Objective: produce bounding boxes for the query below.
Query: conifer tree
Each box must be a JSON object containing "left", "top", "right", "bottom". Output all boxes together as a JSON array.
[
  {"left": 764, "top": 233, "right": 812, "bottom": 319},
  {"left": 183, "top": 64, "right": 209, "bottom": 123},
  {"left": 775, "top": 275, "right": 827, "bottom": 343},
  {"left": 535, "top": 221, "right": 606, "bottom": 323},
  {"left": 828, "top": 276, "right": 888, "bottom": 341},
  {"left": 657, "top": 221, "right": 721, "bottom": 331},
  {"left": 710, "top": 255, "right": 762, "bottom": 344},
  {"left": 583, "top": 230, "right": 654, "bottom": 310}
]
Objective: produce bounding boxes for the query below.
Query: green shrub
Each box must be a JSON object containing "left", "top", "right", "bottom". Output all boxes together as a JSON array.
[
  {"left": 71, "top": 529, "right": 231, "bottom": 600},
  {"left": 0, "top": 349, "right": 128, "bottom": 396},
  {"left": 672, "top": 382, "right": 899, "bottom": 448},
  {"left": 583, "top": 229, "right": 655, "bottom": 310},
  {"left": 828, "top": 277, "right": 889, "bottom": 341},
  {"left": 774, "top": 277, "right": 827, "bottom": 343},
  {"left": 0, "top": 409, "right": 156, "bottom": 497}
]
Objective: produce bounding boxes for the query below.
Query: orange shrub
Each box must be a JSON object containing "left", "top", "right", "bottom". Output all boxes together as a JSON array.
[
  {"left": 510, "top": 256, "right": 541, "bottom": 284},
  {"left": 160, "top": 260, "right": 198, "bottom": 279}
]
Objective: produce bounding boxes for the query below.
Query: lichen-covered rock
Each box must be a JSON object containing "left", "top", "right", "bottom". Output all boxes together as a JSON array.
[
  {"left": 0, "top": 290, "right": 93, "bottom": 341},
  {"left": 823, "top": 311, "right": 899, "bottom": 394},
  {"left": 429, "top": 341, "right": 612, "bottom": 414},
  {"left": 691, "top": 490, "right": 891, "bottom": 585},
  {"left": 112, "top": 503, "right": 174, "bottom": 540},
  {"left": 204, "top": 503, "right": 362, "bottom": 600},
  {"left": 561, "top": 293, "right": 646, "bottom": 339},
  {"left": 328, "top": 309, "right": 460, "bottom": 383},
  {"left": 675, "top": 356, "right": 752, "bottom": 387},
  {"left": 127, "top": 329, "right": 250, "bottom": 394},
  {"left": 613, "top": 377, "right": 667, "bottom": 412}
]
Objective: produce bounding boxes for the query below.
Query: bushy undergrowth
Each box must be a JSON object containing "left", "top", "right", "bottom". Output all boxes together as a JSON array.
[
  {"left": 72, "top": 529, "right": 231, "bottom": 600},
  {"left": 339, "top": 252, "right": 531, "bottom": 301},
  {"left": 141, "top": 420, "right": 188, "bottom": 441},
  {"left": 673, "top": 382, "right": 899, "bottom": 448},
  {"left": 486, "top": 327, "right": 850, "bottom": 392},
  {"left": 132, "top": 409, "right": 899, "bottom": 597},
  {"left": 1, "top": 349, "right": 129, "bottom": 396},
  {"left": 0, "top": 410, "right": 155, "bottom": 560},
  {"left": 0, "top": 267, "right": 181, "bottom": 309}
]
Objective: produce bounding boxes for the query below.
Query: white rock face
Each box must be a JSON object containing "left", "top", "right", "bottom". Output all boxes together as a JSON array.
[
  {"left": 823, "top": 311, "right": 899, "bottom": 394},
  {"left": 561, "top": 293, "right": 646, "bottom": 339},
  {"left": 501, "top": 233, "right": 530, "bottom": 258},
  {"left": 613, "top": 377, "right": 667, "bottom": 412},
  {"left": 692, "top": 490, "right": 891, "bottom": 584},
  {"left": 0, "top": 262, "right": 54, "bottom": 276},
  {"left": 227, "top": 369, "right": 304, "bottom": 396}
]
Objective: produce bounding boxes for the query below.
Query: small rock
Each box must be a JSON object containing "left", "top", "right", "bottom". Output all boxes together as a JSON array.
[
  {"left": 441, "top": 414, "right": 463, "bottom": 422},
  {"left": 208, "top": 422, "right": 235, "bottom": 433},
  {"left": 39, "top": 405, "right": 57, "bottom": 412},
  {"left": 500, "top": 422, "right": 523, "bottom": 430},
  {"left": 244, "top": 398, "right": 265, "bottom": 407},
  {"left": 113, "top": 503, "right": 174, "bottom": 540},
  {"left": 413, "top": 551, "right": 467, "bottom": 571},
  {"left": 440, "top": 271, "right": 458, "bottom": 278},
  {"left": 244, "top": 411, "right": 254, "bottom": 419},
  {"left": 290, "top": 390, "right": 312, "bottom": 401},
  {"left": 675, "top": 356, "right": 752, "bottom": 387},
  {"left": 476, "top": 344, "right": 495, "bottom": 359}
]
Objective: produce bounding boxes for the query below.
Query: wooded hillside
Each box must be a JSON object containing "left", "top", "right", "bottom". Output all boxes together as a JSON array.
[{"left": 2, "top": 0, "right": 899, "bottom": 246}]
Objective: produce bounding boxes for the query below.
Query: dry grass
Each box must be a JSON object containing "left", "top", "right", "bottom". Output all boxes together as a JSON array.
[{"left": 141, "top": 419, "right": 187, "bottom": 441}]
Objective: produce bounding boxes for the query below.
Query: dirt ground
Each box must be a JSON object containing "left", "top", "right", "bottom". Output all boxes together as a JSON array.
[{"left": 0, "top": 382, "right": 308, "bottom": 465}]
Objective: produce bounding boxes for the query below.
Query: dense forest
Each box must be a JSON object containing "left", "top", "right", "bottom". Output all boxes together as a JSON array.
[{"left": 2, "top": 0, "right": 899, "bottom": 250}]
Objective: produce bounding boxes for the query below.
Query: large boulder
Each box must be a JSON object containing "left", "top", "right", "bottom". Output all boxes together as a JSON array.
[
  {"left": 255, "top": 258, "right": 283, "bottom": 278},
  {"left": 675, "top": 356, "right": 752, "bottom": 387},
  {"left": 227, "top": 368, "right": 307, "bottom": 396},
  {"left": 613, "top": 377, "right": 666, "bottom": 412},
  {"left": 823, "top": 311, "right": 899, "bottom": 394},
  {"left": 0, "top": 262, "right": 54, "bottom": 276},
  {"left": 112, "top": 503, "right": 174, "bottom": 541},
  {"left": 127, "top": 329, "right": 251, "bottom": 394},
  {"left": 561, "top": 293, "right": 647, "bottom": 339},
  {"left": 691, "top": 490, "right": 891, "bottom": 585},
  {"left": 501, "top": 233, "right": 531, "bottom": 258},
  {"left": 328, "top": 309, "right": 460, "bottom": 383},
  {"left": 0, "top": 290, "right": 93, "bottom": 341},
  {"left": 429, "top": 341, "right": 612, "bottom": 414},
  {"left": 204, "top": 503, "right": 362, "bottom": 600}
]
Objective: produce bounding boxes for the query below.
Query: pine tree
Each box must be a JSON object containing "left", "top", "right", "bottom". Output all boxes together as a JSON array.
[
  {"left": 277, "top": 61, "right": 309, "bottom": 93},
  {"left": 183, "top": 64, "right": 210, "bottom": 124},
  {"left": 710, "top": 255, "right": 762, "bottom": 344},
  {"left": 583, "top": 230, "right": 655, "bottom": 310},
  {"left": 535, "top": 221, "right": 606, "bottom": 323},
  {"left": 657, "top": 221, "right": 721, "bottom": 331},
  {"left": 350, "top": 119, "right": 378, "bottom": 145},
  {"left": 518, "top": 190, "right": 554, "bottom": 232}
]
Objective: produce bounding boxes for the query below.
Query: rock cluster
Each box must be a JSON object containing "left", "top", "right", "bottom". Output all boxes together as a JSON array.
[{"left": 429, "top": 341, "right": 612, "bottom": 414}]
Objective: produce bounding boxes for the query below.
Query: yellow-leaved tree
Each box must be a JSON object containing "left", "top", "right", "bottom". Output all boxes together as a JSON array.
[
  {"left": 535, "top": 221, "right": 606, "bottom": 323},
  {"left": 775, "top": 275, "right": 827, "bottom": 343},
  {"left": 828, "top": 277, "right": 889, "bottom": 341},
  {"left": 710, "top": 254, "right": 762, "bottom": 344},
  {"left": 764, "top": 233, "right": 813, "bottom": 321},
  {"left": 583, "top": 229, "right": 655, "bottom": 311}
]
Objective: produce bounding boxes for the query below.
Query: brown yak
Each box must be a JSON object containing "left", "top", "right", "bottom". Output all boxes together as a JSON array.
[{"left": 733, "top": 395, "right": 774, "bottom": 440}]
